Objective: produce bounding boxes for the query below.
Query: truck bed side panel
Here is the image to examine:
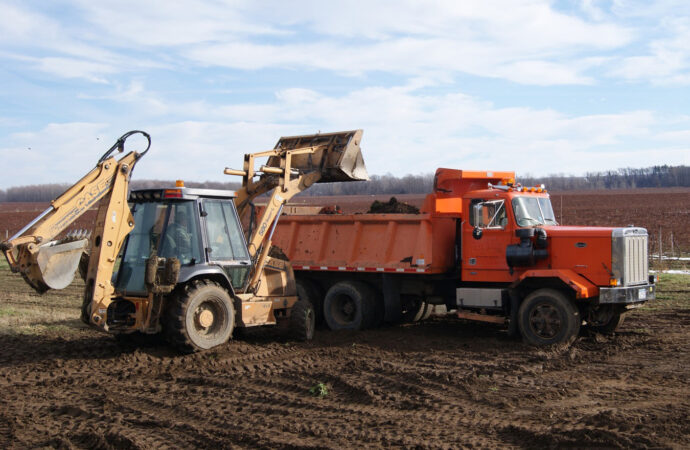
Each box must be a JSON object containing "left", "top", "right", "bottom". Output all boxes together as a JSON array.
[{"left": 273, "top": 214, "right": 457, "bottom": 274}]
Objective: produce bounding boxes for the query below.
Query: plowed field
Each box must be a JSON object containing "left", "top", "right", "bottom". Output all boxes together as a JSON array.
[
  {"left": 1, "top": 263, "right": 689, "bottom": 448},
  {"left": 1, "top": 189, "right": 689, "bottom": 448}
]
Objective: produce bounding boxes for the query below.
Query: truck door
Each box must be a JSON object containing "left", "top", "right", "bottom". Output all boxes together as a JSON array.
[
  {"left": 202, "top": 199, "right": 251, "bottom": 290},
  {"left": 461, "top": 198, "right": 513, "bottom": 282}
]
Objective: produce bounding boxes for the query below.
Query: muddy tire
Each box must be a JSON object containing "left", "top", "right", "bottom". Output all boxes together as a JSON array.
[
  {"left": 290, "top": 299, "right": 316, "bottom": 341},
  {"left": 296, "top": 278, "right": 323, "bottom": 326},
  {"left": 163, "top": 280, "right": 234, "bottom": 353},
  {"left": 518, "top": 289, "right": 580, "bottom": 347},
  {"left": 587, "top": 306, "right": 626, "bottom": 334},
  {"left": 323, "top": 281, "right": 376, "bottom": 330}
]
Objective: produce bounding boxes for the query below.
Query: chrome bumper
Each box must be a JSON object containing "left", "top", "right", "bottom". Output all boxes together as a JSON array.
[{"left": 599, "top": 283, "right": 656, "bottom": 304}]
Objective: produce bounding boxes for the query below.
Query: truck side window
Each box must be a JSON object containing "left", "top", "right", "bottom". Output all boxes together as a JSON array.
[{"left": 471, "top": 199, "right": 507, "bottom": 229}]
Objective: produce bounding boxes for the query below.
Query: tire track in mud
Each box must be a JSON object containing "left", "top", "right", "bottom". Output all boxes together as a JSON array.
[{"left": 0, "top": 307, "right": 688, "bottom": 448}]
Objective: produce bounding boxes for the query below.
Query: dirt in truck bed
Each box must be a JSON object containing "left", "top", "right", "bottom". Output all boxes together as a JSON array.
[{"left": 0, "top": 274, "right": 688, "bottom": 448}]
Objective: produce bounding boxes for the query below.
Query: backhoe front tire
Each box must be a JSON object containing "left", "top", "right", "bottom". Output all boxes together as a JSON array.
[
  {"left": 296, "top": 278, "right": 323, "bottom": 326},
  {"left": 164, "top": 280, "right": 234, "bottom": 353},
  {"left": 290, "top": 299, "right": 316, "bottom": 341},
  {"left": 518, "top": 289, "right": 580, "bottom": 347}
]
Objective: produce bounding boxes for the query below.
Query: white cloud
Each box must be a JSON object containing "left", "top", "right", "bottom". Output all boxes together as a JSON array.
[
  {"left": 0, "top": 0, "right": 638, "bottom": 85},
  {"left": 3, "top": 83, "right": 687, "bottom": 188}
]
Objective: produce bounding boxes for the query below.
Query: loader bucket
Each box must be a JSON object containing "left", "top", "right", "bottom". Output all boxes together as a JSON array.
[
  {"left": 271, "top": 129, "right": 369, "bottom": 182},
  {"left": 33, "top": 239, "right": 89, "bottom": 290}
]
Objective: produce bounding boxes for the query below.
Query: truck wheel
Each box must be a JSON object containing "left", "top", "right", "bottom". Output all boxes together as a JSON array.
[
  {"left": 296, "top": 278, "right": 323, "bottom": 326},
  {"left": 290, "top": 299, "right": 316, "bottom": 341},
  {"left": 587, "top": 305, "right": 625, "bottom": 334},
  {"left": 518, "top": 289, "right": 580, "bottom": 346},
  {"left": 323, "top": 281, "right": 376, "bottom": 330},
  {"left": 164, "top": 280, "right": 235, "bottom": 353}
]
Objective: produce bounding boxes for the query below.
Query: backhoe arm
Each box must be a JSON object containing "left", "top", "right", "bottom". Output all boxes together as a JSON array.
[{"left": 1, "top": 131, "right": 150, "bottom": 294}]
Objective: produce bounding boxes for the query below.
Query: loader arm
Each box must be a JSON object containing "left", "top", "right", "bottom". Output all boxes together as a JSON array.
[
  {"left": 224, "top": 130, "right": 368, "bottom": 293},
  {"left": 1, "top": 131, "right": 150, "bottom": 298}
]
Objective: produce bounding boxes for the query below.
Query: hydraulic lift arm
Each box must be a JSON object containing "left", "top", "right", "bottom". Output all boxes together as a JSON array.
[
  {"left": 1, "top": 131, "right": 151, "bottom": 298},
  {"left": 224, "top": 130, "right": 368, "bottom": 293}
]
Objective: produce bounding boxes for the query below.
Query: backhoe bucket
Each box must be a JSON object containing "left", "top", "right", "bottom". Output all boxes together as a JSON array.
[
  {"left": 33, "top": 239, "right": 89, "bottom": 290},
  {"left": 271, "top": 129, "right": 369, "bottom": 182}
]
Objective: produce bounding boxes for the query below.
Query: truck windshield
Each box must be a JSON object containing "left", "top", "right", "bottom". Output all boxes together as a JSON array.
[{"left": 512, "top": 197, "right": 558, "bottom": 227}]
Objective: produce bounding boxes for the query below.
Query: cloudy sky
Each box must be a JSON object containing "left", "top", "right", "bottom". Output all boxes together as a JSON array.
[{"left": 1, "top": 0, "right": 689, "bottom": 189}]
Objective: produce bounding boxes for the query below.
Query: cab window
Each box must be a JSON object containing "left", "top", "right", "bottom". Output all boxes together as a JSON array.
[{"left": 470, "top": 199, "right": 507, "bottom": 229}]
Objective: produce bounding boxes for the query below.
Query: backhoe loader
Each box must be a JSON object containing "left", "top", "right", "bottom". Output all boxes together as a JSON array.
[{"left": 1, "top": 129, "right": 368, "bottom": 352}]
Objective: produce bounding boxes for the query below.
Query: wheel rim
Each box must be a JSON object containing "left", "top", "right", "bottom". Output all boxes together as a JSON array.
[
  {"left": 192, "top": 298, "right": 226, "bottom": 337},
  {"left": 330, "top": 294, "right": 356, "bottom": 325},
  {"left": 528, "top": 302, "right": 562, "bottom": 339}
]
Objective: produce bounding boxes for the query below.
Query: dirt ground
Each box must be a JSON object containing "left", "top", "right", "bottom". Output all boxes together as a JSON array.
[{"left": 0, "top": 267, "right": 688, "bottom": 448}]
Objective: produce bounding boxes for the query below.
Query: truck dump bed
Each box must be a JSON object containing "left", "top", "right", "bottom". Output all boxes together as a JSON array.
[{"left": 272, "top": 213, "right": 457, "bottom": 275}]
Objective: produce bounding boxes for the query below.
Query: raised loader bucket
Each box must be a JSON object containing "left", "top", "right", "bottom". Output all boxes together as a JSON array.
[
  {"left": 33, "top": 239, "right": 89, "bottom": 290},
  {"left": 270, "top": 129, "right": 369, "bottom": 182}
]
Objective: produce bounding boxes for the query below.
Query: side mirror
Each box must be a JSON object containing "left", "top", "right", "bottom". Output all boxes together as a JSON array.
[{"left": 472, "top": 227, "right": 483, "bottom": 240}]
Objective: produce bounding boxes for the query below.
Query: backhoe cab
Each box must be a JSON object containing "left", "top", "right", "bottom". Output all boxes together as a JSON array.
[{"left": 2, "top": 129, "right": 368, "bottom": 352}]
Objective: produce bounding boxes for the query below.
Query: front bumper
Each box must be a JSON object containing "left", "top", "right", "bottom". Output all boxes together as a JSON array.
[{"left": 599, "top": 283, "right": 656, "bottom": 304}]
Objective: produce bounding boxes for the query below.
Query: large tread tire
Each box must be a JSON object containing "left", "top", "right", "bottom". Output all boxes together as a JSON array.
[
  {"left": 518, "top": 289, "right": 580, "bottom": 347},
  {"left": 290, "top": 299, "right": 316, "bottom": 341},
  {"left": 296, "top": 278, "right": 324, "bottom": 326},
  {"left": 323, "top": 281, "right": 376, "bottom": 331},
  {"left": 163, "top": 280, "right": 235, "bottom": 353}
]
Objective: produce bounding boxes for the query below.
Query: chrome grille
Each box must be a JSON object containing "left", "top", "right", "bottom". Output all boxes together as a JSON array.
[{"left": 612, "top": 228, "right": 648, "bottom": 286}]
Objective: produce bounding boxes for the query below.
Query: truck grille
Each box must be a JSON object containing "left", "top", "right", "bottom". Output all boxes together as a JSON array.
[{"left": 612, "top": 228, "right": 648, "bottom": 286}]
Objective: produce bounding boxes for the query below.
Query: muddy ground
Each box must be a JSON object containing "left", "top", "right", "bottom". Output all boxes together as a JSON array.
[{"left": 0, "top": 270, "right": 688, "bottom": 449}]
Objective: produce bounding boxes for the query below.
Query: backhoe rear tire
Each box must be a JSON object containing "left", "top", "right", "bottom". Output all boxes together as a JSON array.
[
  {"left": 323, "top": 281, "right": 376, "bottom": 331},
  {"left": 164, "top": 280, "right": 235, "bottom": 353}
]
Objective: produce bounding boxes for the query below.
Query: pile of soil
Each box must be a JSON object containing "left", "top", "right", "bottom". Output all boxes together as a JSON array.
[{"left": 368, "top": 197, "right": 420, "bottom": 214}]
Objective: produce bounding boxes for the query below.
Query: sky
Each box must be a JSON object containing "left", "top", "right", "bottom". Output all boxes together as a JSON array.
[{"left": 1, "top": 0, "right": 689, "bottom": 189}]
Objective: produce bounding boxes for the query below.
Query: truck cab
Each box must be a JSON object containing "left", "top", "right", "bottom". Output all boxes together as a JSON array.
[{"left": 451, "top": 172, "right": 656, "bottom": 345}]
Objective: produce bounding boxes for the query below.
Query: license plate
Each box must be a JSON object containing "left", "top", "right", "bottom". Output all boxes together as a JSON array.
[{"left": 638, "top": 288, "right": 647, "bottom": 300}]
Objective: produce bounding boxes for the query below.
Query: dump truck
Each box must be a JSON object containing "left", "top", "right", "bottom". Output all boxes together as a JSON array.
[
  {"left": 1, "top": 129, "right": 368, "bottom": 352},
  {"left": 272, "top": 168, "right": 657, "bottom": 346}
]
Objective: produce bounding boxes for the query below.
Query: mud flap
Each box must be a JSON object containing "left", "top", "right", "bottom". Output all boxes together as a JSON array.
[
  {"left": 382, "top": 274, "right": 402, "bottom": 323},
  {"left": 34, "top": 239, "right": 89, "bottom": 290}
]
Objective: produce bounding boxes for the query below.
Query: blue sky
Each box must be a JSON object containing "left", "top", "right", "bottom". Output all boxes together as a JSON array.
[{"left": 1, "top": 0, "right": 689, "bottom": 189}]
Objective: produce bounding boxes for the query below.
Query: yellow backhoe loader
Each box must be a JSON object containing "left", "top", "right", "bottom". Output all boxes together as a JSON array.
[{"left": 1, "top": 129, "right": 367, "bottom": 352}]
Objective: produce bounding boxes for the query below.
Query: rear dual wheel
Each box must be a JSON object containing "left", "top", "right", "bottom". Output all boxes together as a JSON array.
[{"left": 323, "top": 281, "right": 378, "bottom": 331}]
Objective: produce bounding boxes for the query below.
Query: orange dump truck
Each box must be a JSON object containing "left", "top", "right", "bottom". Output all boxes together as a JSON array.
[{"left": 272, "top": 168, "right": 656, "bottom": 346}]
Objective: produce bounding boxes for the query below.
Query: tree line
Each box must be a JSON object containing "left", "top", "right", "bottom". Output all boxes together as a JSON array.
[{"left": 1, "top": 165, "right": 687, "bottom": 202}]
